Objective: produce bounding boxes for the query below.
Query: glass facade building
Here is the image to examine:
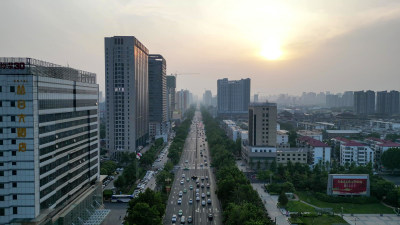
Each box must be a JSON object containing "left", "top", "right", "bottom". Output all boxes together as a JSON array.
[{"left": 0, "top": 57, "right": 100, "bottom": 224}]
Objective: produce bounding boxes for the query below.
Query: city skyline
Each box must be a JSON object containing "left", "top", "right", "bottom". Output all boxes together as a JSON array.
[{"left": 1, "top": 0, "right": 400, "bottom": 96}]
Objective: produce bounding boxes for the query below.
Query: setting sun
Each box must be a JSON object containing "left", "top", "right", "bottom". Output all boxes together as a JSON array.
[{"left": 260, "top": 41, "right": 283, "bottom": 60}]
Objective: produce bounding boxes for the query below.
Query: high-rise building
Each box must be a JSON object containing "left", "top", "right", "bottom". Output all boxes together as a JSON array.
[
  {"left": 166, "top": 76, "right": 176, "bottom": 121},
  {"left": 0, "top": 58, "right": 103, "bottom": 224},
  {"left": 253, "top": 94, "right": 259, "bottom": 102},
  {"left": 376, "top": 90, "right": 400, "bottom": 115},
  {"left": 248, "top": 102, "right": 277, "bottom": 147},
  {"left": 203, "top": 90, "right": 212, "bottom": 106},
  {"left": 217, "top": 78, "right": 250, "bottom": 116},
  {"left": 105, "top": 36, "right": 149, "bottom": 157},
  {"left": 148, "top": 54, "right": 167, "bottom": 140},
  {"left": 354, "top": 90, "right": 375, "bottom": 115}
]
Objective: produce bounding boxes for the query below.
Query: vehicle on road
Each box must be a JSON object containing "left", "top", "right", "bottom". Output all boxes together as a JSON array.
[
  {"left": 186, "top": 177, "right": 190, "bottom": 182},
  {"left": 179, "top": 191, "right": 183, "bottom": 197},
  {"left": 201, "top": 193, "right": 205, "bottom": 198},
  {"left": 208, "top": 214, "right": 213, "bottom": 221},
  {"left": 172, "top": 214, "right": 177, "bottom": 223},
  {"left": 207, "top": 199, "right": 212, "bottom": 205},
  {"left": 180, "top": 216, "right": 185, "bottom": 224},
  {"left": 178, "top": 209, "right": 183, "bottom": 216},
  {"left": 207, "top": 183, "right": 210, "bottom": 189},
  {"left": 207, "top": 191, "right": 210, "bottom": 196},
  {"left": 183, "top": 188, "right": 187, "bottom": 193},
  {"left": 201, "top": 183, "right": 204, "bottom": 189},
  {"left": 201, "top": 200, "right": 206, "bottom": 206},
  {"left": 111, "top": 194, "right": 134, "bottom": 203},
  {"left": 180, "top": 180, "right": 184, "bottom": 185},
  {"left": 189, "top": 199, "right": 193, "bottom": 204},
  {"left": 189, "top": 185, "right": 193, "bottom": 190},
  {"left": 177, "top": 198, "right": 182, "bottom": 204},
  {"left": 205, "top": 176, "right": 208, "bottom": 180},
  {"left": 188, "top": 216, "right": 192, "bottom": 223},
  {"left": 196, "top": 196, "right": 200, "bottom": 201}
]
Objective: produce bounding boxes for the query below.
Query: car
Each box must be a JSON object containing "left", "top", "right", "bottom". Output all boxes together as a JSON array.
[
  {"left": 200, "top": 163, "right": 203, "bottom": 167},
  {"left": 180, "top": 216, "right": 185, "bottom": 224},
  {"left": 196, "top": 196, "right": 200, "bottom": 201},
  {"left": 189, "top": 199, "right": 193, "bottom": 204},
  {"left": 207, "top": 191, "right": 210, "bottom": 196},
  {"left": 179, "top": 191, "right": 183, "bottom": 197},
  {"left": 196, "top": 183, "right": 200, "bottom": 188},
  {"left": 182, "top": 174, "right": 185, "bottom": 178},
  {"left": 205, "top": 176, "right": 208, "bottom": 180},
  {"left": 172, "top": 214, "right": 177, "bottom": 223},
  {"left": 183, "top": 188, "right": 187, "bottom": 193},
  {"left": 205, "top": 162, "right": 208, "bottom": 166},
  {"left": 191, "top": 175, "right": 198, "bottom": 180},
  {"left": 208, "top": 214, "right": 213, "bottom": 221},
  {"left": 178, "top": 209, "right": 183, "bottom": 216},
  {"left": 207, "top": 183, "right": 210, "bottom": 189},
  {"left": 201, "top": 193, "right": 205, "bottom": 198},
  {"left": 196, "top": 193, "right": 199, "bottom": 197},
  {"left": 177, "top": 198, "right": 182, "bottom": 204},
  {"left": 180, "top": 180, "right": 184, "bottom": 185},
  {"left": 188, "top": 216, "right": 193, "bottom": 223},
  {"left": 185, "top": 160, "right": 189, "bottom": 163},
  {"left": 207, "top": 199, "right": 212, "bottom": 205},
  {"left": 186, "top": 177, "right": 190, "bottom": 182},
  {"left": 196, "top": 189, "right": 199, "bottom": 193},
  {"left": 189, "top": 185, "right": 193, "bottom": 190},
  {"left": 201, "top": 200, "right": 206, "bottom": 206},
  {"left": 201, "top": 176, "right": 205, "bottom": 181},
  {"left": 201, "top": 184, "right": 205, "bottom": 189}
]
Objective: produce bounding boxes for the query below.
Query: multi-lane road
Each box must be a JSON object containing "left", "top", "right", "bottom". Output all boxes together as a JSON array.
[{"left": 164, "top": 111, "right": 222, "bottom": 225}]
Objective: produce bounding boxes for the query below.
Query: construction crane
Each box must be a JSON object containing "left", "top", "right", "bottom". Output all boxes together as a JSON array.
[{"left": 170, "top": 72, "right": 200, "bottom": 78}]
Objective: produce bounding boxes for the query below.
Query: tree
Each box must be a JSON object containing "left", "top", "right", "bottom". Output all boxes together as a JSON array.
[
  {"left": 381, "top": 148, "right": 400, "bottom": 172},
  {"left": 278, "top": 192, "right": 288, "bottom": 206},
  {"left": 257, "top": 160, "right": 261, "bottom": 171},
  {"left": 126, "top": 202, "right": 162, "bottom": 225},
  {"left": 367, "top": 132, "right": 381, "bottom": 139},
  {"left": 270, "top": 159, "right": 277, "bottom": 173},
  {"left": 385, "top": 134, "right": 400, "bottom": 142},
  {"left": 288, "top": 130, "right": 297, "bottom": 147}
]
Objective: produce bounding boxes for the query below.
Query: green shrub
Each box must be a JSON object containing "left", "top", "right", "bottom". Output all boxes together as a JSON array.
[{"left": 314, "top": 192, "right": 379, "bottom": 204}]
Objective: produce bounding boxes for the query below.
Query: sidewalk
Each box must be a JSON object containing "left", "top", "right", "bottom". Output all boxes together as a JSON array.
[{"left": 252, "top": 183, "right": 290, "bottom": 225}]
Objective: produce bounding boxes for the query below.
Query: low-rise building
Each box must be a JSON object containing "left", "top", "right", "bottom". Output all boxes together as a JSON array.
[
  {"left": 241, "top": 145, "right": 276, "bottom": 169},
  {"left": 366, "top": 137, "right": 400, "bottom": 164},
  {"left": 277, "top": 130, "right": 289, "bottom": 145},
  {"left": 326, "top": 130, "right": 361, "bottom": 138},
  {"left": 297, "top": 130, "right": 323, "bottom": 141},
  {"left": 297, "top": 136, "right": 331, "bottom": 165},
  {"left": 276, "top": 148, "right": 308, "bottom": 165},
  {"left": 332, "top": 137, "right": 374, "bottom": 166}
]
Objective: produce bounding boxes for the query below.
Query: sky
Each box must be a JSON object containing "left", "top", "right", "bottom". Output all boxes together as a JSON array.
[{"left": 1, "top": 0, "right": 400, "bottom": 98}]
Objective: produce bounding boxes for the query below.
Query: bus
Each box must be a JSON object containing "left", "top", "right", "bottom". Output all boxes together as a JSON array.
[{"left": 111, "top": 194, "right": 134, "bottom": 203}]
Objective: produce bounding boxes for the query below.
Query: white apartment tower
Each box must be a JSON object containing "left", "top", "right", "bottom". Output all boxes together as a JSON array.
[{"left": 105, "top": 36, "right": 149, "bottom": 157}]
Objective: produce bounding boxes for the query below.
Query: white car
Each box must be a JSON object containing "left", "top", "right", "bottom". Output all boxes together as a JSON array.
[
  {"left": 201, "top": 193, "right": 205, "bottom": 198},
  {"left": 177, "top": 198, "right": 182, "bottom": 204},
  {"left": 172, "top": 214, "right": 177, "bottom": 223},
  {"left": 179, "top": 191, "right": 183, "bottom": 197}
]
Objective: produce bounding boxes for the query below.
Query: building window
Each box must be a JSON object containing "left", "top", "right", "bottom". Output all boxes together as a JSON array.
[
  {"left": 12, "top": 139, "right": 16, "bottom": 144},
  {"left": 0, "top": 101, "right": 2, "bottom": 107},
  {"left": 0, "top": 208, "right": 4, "bottom": 216},
  {"left": 0, "top": 116, "right": 2, "bottom": 122},
  {"left": 10, "top": 86, "right": 15, "bottom": 92},
  {"left": 0, "top": 140, "right": 2, "bottom": 145},
  {"left": 12, "top": 162, "right": 16, "bottom": 166},
  {"left": 0, "top": 196, "right": 3, "bottom": 201},
  {"left": 12, "top": 170, "right": 17, "bottom": 175},
  {"left": 12, "top": 182, "right": 17, "bottom": 188},
  {"left": 0, "top": 183, "right": 3, "bottom": 189},
  {"left": 0, "top": 171, "right": 3, "bottom": 176},
  {"left": 11, "top": 101, "right": 15, "bottom": 107},
  {"left": 13, "top": 195, "right": 17, "bottom": 200},
  {"left": 13, "top": 207, "right": 17, "bottom": 214},
  {"left": 12, "top": 151, "right": 16, "bottom": 156},
  {"left": 0, "top": 128, "right": 2, "bottom": 133},
  {"left": 11, "top": 116, "right": 15, "bottom": 122},
  {"left": 11, "top": 128, "right": 16, "bottom": 133}
]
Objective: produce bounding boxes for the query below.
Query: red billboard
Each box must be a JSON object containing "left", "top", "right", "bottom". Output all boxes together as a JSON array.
[{"left": 332, "top": 178, "right": 367, "bottom": 195}]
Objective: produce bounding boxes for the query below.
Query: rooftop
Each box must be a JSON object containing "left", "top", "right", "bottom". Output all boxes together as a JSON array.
[
  {"left": 326, "top": 130, "right": 361, "bottom": 134},
  {"left": 298, "top": 136, "right": 329, "bottom": 147},
  {"left": 0, "top": 57, "right": 96, "bottom": 84},
  {"left": 331, "top": 137, "right": 366, "bottom": 146},
  {"left": 249, "top": 102, "right": 277, "bottom": 107},
  {"left": 366, "top": 137, "right": 400, "bottom": 147},
  {"left": 297, "top": 130, "right": 322, "bottom": 136}
]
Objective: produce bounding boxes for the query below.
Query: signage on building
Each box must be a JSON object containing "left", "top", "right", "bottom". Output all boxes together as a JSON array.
[
  {"left": 0, "top": 62, "right": 25, "bottom": 70},
  {"left": 327, "top": 174, "right": 370, "bottom": 196}
]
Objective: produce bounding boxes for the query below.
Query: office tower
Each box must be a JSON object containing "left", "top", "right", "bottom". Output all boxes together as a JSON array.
[
  {"left": 148, "top": 54, "right": 167, "bottom": 140},
  {"left": 354, "top": 90, "right": 375, "bottom": 115},
  {"left": 105, "top": 36, "right": 149, "bottom": 157},
  {"left": 0, "top": 58, "right": 102, "bottom": 224},
  {"left": 176, "top": 89, "right": 191, "bottom": 115},
  {"left": 203, "top": 90, "right": 212, "bottom": 106},
  {"left": 166, "top": 76, "right": 176, "bottom": 121},
  {"left": 248, "top": 102, "right": 277, "bottom": 147},
  {"left": 376, "top": 90, "right": 400, "bottom": 115},
  {"left": 217, "top": 78, "right": 250, "bottom": 116}
]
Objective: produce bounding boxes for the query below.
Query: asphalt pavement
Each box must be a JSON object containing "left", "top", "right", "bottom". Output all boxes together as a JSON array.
[{"left": 163, "top": 111, "right": 222, "bottom": 225}]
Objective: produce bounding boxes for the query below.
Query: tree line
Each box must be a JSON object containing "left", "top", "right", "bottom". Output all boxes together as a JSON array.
[{"left": 201, "top": 107, "right": 273, "bottom": 225}]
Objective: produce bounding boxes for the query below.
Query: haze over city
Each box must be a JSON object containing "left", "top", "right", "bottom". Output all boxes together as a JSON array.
[{"left": 1, "top": 0, "right": 400, "bottom": 96}]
